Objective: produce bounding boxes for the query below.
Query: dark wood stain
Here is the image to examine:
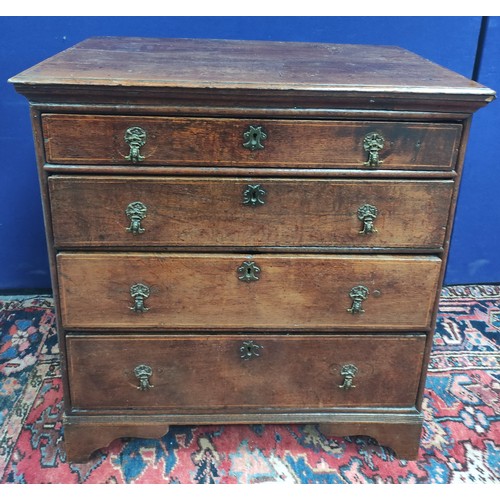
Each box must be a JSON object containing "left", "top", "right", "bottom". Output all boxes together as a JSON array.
[
  {"left": 56, "top": 253, "right": 441, "bottom": 330},
  {"left": 49, "top": 176, "right": 453, "bottom": 249},
  {"left": 66, "top": 334, "right": 426, "bottom": 410},
  {"left": 42, "top": 114, "right": 461, "bottom": 170},
  {"left": 9, "top": 37, "right": 493, "bottom": 96},
  {"left": 9, "top": 36, "right": 495, "bottom": 462}
]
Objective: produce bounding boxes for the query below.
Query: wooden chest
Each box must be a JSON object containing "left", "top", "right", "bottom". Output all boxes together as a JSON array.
[{"left": 10, "top": 37, "right": 494, "bottom": 462}]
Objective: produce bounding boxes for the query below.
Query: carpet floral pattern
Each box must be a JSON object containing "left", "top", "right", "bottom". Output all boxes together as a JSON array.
[{"left": 0, "top": 286, "right": 499, "bottom": 483}]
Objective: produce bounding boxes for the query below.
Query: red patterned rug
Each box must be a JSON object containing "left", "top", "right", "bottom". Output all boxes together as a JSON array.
[{"left": 0, "top": 286, "right": 499, "bottom": 483}]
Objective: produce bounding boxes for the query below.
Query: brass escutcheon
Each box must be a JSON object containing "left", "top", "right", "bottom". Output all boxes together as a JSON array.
[
  {"left": 363, "top": 132, "right": 384, "bottom": 168},
  {"left": 237, "top": 261, "right": 261, "bottom": 282},
  {"left": 125, "top": 126, "right": 147, "bottom": 163},
  {"left": 240, "top": 340, "right": 263, "bottom": 360},
  {"left": 243, "top": 125, "right": 267, "bottom": 151},
  {"left": 134, "top": 364, "right": 154, "bottom": 390},
  {"left": 357, "top": 204, "right": 378, "bottom": 235},
  {"left": 338, "top": 364, "right": 358, "bottom": 390},
  {"left": 243, "top": 184, "right": 266, "bottom": 207},
  {"left": 125, "top": 201, "right": 147, "bottom": 235},
  {"left": 347, "top": 285, "right": 369, "bottom": 314}
]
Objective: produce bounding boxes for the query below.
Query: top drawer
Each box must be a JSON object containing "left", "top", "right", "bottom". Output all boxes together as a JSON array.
[{"left": 41, "top": 114, "right": 462, "bottom": 171}]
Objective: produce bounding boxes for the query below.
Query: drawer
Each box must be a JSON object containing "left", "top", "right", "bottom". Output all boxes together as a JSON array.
[
  {"left": 42, "top": 114, "right": 461, "bottom": 170},
  {"left": 66, "top": 333, "right": 426, "bottom": 411},
  {"left": 49, "top": 176, "right": 453, "bottom": 249},
  {"left": 57, "top": 253, "right": 441, "bottom": 330}
]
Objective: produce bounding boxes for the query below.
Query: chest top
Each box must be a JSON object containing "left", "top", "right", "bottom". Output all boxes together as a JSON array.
[{"left": 9, "top": 36, "right": 494, "bottom": 112}]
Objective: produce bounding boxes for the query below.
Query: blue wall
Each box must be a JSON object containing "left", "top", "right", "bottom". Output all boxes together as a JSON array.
[
  {"left": 0, "top": 17, "right": 498, "bottom": 289},
  {"left": 446, "top": 17, "right": 500, "bottom": 284}
]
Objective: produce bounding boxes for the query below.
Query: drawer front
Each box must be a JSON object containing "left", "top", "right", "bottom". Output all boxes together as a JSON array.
[
  {"left": 57, "top": 253, "right": 441, "bottom": 330},
  {"left": 42, "top": 114, "right": 461, "bottom": 170},
  {"left": 66, "top": 333, "right": 426, "bottom": 411},
  {"left": 49, "top": 176, "right": 453, "bottom": 249}
]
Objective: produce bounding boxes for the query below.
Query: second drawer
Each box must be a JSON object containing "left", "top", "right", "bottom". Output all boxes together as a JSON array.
[
  {"left": 48, "top": 176, "right": 453, "bottom": 249},
  {"left": 57, "top": 253, "right": 441, "bottom": 330}
]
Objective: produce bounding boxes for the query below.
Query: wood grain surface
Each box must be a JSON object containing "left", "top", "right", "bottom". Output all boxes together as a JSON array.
[
  {"left": 66, "top": 333, "right": 426, "bottom": 411},
  {"left": 57, "top": 253, "right": 441, "bottom": 330},
  {"left": 42, "top": 114, "right": 461, "bottom": 170},
  {"left": 49, "top": 176, "right": 453, "bottom": 249},
  {"left": 11, "top": 36, "right": 491, "bottom": 462},
  {"left": 10, "top": 37, "right": 492, "bottom": 96}
]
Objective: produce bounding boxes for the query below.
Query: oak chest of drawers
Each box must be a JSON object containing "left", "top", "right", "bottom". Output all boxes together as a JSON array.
[{"left": 10, "top": 37, "right": 494, "bottom": 462}]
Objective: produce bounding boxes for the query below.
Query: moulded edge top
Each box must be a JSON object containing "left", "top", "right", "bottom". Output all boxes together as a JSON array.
[{"left": 8, "top": 37, "right": 496, "bottom": 111}]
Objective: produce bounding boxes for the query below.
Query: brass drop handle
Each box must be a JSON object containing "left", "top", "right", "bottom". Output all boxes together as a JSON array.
[
  {"left": 363, "top": 132, "right": 384, "bottom": 168},
  {"left": 339, "top": 364, "right": 358, "bottom": 390},
  {"left": 347, "top": 285, "right": 369, "bottom": 314},
  {"left": 130, "top": 283, "right": 150, "bottom": 312},
  {"left": 125, "top": 126, "right": 147, "bottom": 163},
  {"left": 243, "top": 184, "right": 266, "bottom": 206},
  {"left": 125, "top": 201, "right": 147, "bottom": 235},
  {"left": 134, "top": 364, "right": 154, "bottom": 390},
  {"left": 237, "top": 261, "right": 261, "bottom": 282},
  {"left": 243, "top": 125, "right": 267, "bottom": 151},
  {"left": 358, "top": 204, "right": 378, "bottom": 235},
  {"left": 240, "top": 340, "right": 263, "bottom": 360}
]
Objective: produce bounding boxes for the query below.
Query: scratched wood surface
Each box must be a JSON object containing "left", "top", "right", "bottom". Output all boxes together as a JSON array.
[
  {"left": 56, "top": 253, "right": 441, "bottom": 330},
  {"left": 42, "top": 114, "right": 462, "bottom": 170},
  {"left": 10, "top": 36, "right": 495, "bottom": 462},
  {"left": 9, "top": 36, "right": 492, "bottom": 95},
  {"left": 49, "top": 176, "right": 454, "bottom": 249},
  {"left": 66, "top": 333, "right": 426, "bottom": 410}
]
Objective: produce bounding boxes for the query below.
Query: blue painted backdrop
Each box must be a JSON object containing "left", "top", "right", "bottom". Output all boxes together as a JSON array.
[{"left": 0, "top": 17, "right": 498, "bottom": 289}]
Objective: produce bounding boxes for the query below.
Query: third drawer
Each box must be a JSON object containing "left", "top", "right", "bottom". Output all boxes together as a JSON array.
[
  {"left": 57, "top": 253, "right": 442, "bottom": 330},
  {"left": 48, "top": 176, "right": 454, "bottom": 249}
]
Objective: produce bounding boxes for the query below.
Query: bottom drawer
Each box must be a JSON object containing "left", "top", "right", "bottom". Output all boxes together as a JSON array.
[{"left": 67, "top": 334, "right": 426, "bottom": 411}]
